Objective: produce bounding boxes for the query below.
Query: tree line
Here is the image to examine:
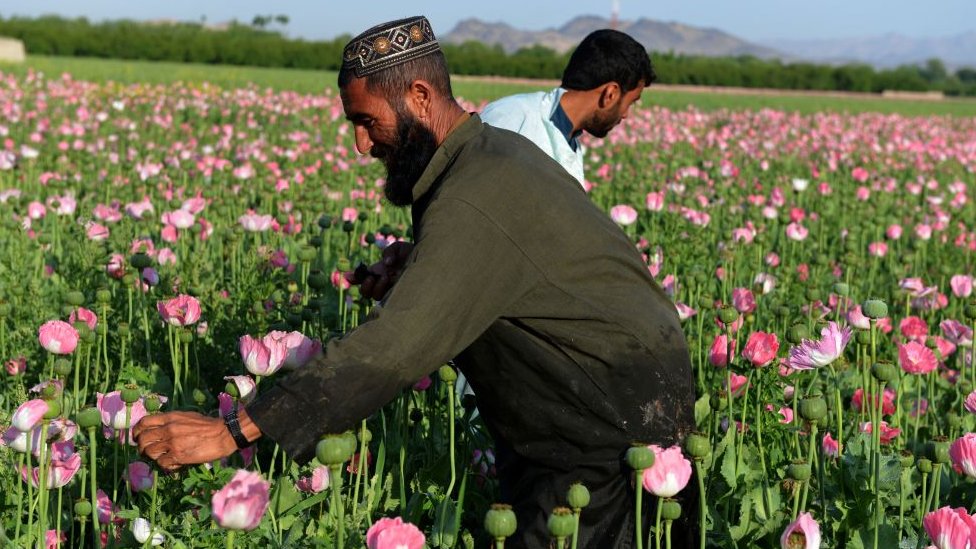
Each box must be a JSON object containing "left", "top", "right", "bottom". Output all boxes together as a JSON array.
[{"left": 2, "top": 15, "right": 974, "bottom": 96}]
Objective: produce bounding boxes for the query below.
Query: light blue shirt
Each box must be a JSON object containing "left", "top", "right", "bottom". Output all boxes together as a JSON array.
[{"left": 480, "top": 87, "right": 586, "bottom": 185}]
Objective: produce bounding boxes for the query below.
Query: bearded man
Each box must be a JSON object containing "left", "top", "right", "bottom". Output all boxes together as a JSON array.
[{"left": 134, "top": 16, "right": 695, "bottom": 548}]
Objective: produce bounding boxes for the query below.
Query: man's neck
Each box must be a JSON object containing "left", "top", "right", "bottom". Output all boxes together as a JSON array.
[
  {"left": 431, "top": 101, "right": 469, "bottom": 146},
  {"left": 558, "top": 90, "right": 588, "bottom": 135}
]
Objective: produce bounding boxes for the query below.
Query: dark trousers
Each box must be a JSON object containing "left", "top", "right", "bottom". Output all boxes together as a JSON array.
[{"left": 498, "top": 452, "right": 700, "bottom": 549}]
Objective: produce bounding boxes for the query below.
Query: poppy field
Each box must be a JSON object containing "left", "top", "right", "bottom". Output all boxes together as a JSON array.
[{"left": 0, "top": 61, "right": 975, "bottom": 549}]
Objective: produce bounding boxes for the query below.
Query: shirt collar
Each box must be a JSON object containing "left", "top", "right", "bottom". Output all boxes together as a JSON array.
[
  {"left": 550, "top": 95, "right": 581, "bottom": 152},
  {"left": 411, "top": 113, "right": 483, "bottom": 203}
]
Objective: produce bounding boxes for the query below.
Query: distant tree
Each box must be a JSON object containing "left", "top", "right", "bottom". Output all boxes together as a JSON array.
[
  {"left": 919, "top": 58, "right": 948, "bottom": 83},
  {"left": 955, "top": 67, "right": 976, "bottom": 84},
  {"left": 274, "top": 15, "right": 289, "bottom": 26}
]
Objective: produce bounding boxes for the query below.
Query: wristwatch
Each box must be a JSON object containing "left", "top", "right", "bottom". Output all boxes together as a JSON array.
[{"left": 223, "top": 408, "right": 252, "bottom": 449}]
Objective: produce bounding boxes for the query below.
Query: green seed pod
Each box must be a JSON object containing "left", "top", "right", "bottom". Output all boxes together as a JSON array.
[
  {"left": 317, "top": 215, "right": 333, "bottom": 229},
  {"left": 307, "top": 270, "right": 328, "bottom": 291},
  {"left": 192, "top": 388, "right": 207, "bottom": 407},
  {"left": 297, "top": 246, "right": 316, "bottom": 263},
  {"left": 310, "top": 236, "right": 323, "bottom": 248},
  {"left": 359, "top": 428, "right": 372, "bottom": 444},
  {"left": 684, "top": 432, "right": 711, "bottom": 460},
  {"left": 438, "top": 365, "right": 458, "bottom": 383},
  {"left": 861, "top": 299, "right": 888, "bottom": 320},
  {"left": 776, "top": 305, "right": 792, "bottom": 318},
  {"left": 855, "top": 330, "right": 872, "bottom": 346},
  {"left": 484, "top": 504, "right": 517, "bottom": 540},
  {"left": 120, "top": 384, "right": 141, "bottom": 404},
  {"left": 340, "top": 430, "right": 359, "bottom": 458},
  {"left": 547, "top": 507, "right": 576, "bottom": 539},
  {"left": 341, "top": 220, "right": 355, "bottom": 233},
  {"left": 357, "top": 211, "right": 368, "bottom": 222},
  {"left": 717, "top": 306, "right": 739, "bottom": 325},
  {"left": 661, "top": 500, "right": 682, "bottom": 521},
  {"left": 95, "top": 288, "right": 112, "bottom": 304},
  {"left": 871, "top": 362, "right": 898, "bottom": 383},
  {"left": 804, "top": 288, "right": 820, "bottom": 303},
  {"left": 799, "top": 394, "right": 828, "bottom": 423},
  {"left": 144, "top": 394, "right": 163, "bottom": 413},
  {"left": 178, "top": 330, "right": 193, "bottom": 344},
  {"left": 117, "top": 322, "right": 131, "bottom": 337},
  {"left": 409, "top": 408, "right": 423, "bottom": 424},
  {"left": 787, "top": 324, "right": 810, "bottom": 345},
  {"left": 0, "top": 300, "right": 11, "bottom": 317},
  {"left": 789, "top": 460, "right": 812, "bottom": 481},
  {"left": 899, "top": 450, "right": 915, "bottom": 469},
  {"left": 931, "top": 438, "right": 951, "bottom": 465},
  {"left": 625, "top": 445, "right": 656, "bottom": 471},
  {"left": 917, "top": 457, "right": 933, "bottom": 474},
  {"left": 964, "top": 303, "right": 976, "bottom": 321},
  {"left": 832, "top": 282, "right": 850, "bottom": 297},
  {"left": 696, "top": 296, "right": 714, "bottom": 310},
  {"left": 76, "top": 407, "right": 102, "bottom": 429},
  {"left": 74, "top": 498, "right": 92, "bottom": 517},
  {"left": 43, "top": 400, "right": 61, "bottom": 420},
  {"left": 61, "top": 305, "right": 75, "bottom": 318},
  {"left": 41, "top": 382, "right": 60, "bottom": 400},
  {"left": 948, "top": 412, "right": 963, "bottom": 430},
  {"left": 54, "top": 359, "right": 72, "bottom": 377},
  {"left": 316, "top": 435, "right": 350, "bottom": 466},
  {"left": 364, "top": 233, "right": 376, "bottom": 244},
  {"left": 225, "top": 382, "right": 240, "bottom": 399},
  {"left": 65, "top": 291, "right": 86, "bottom": 306},
  {"left": 121, "top": 273, "right": 137, "bottom": 287},
  {"left": 567, "top": 482, "right": 591, "bottom": 510},
  {"left": 129, "top": 253, "right": 153, "bottom": 269}
]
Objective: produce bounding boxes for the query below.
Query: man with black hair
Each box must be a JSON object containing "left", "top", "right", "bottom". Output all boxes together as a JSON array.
[
  {"left": 481, "top": 29, "right": 655, "bottom": 184},
  {"left": 134, "top": 16, "right": 694, "bottom": 549}
]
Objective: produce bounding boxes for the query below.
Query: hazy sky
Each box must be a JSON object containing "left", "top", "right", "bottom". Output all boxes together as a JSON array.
[{"left": 5, "top": 0, "right": 974, "bottom": 42}]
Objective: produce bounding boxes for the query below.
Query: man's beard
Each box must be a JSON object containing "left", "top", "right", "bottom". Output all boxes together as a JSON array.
[
  {"left": 584, "top": 100, "right": 624, "bottom": 138},
  {"left": 371, "top": 107, "right": 440, "bottom": 207}
]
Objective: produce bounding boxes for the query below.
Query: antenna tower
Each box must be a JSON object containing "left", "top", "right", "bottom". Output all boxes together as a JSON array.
[{"left": 611, "top": 0, "right": 620, "bottom": 29}]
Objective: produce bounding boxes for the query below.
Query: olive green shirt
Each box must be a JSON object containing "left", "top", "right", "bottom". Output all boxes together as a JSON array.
[{"left": 247, "top": 115, "right": 695, "bottom": 468}]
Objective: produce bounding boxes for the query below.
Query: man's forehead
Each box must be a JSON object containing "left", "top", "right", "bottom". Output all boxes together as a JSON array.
[{"left": 340, "top": 78, "right": 391, "bottom": 119}]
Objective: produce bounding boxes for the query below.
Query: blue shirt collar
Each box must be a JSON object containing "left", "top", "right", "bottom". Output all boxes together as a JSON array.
[{"left": 549, "top": 97, "right": 581, "bottom": 152}]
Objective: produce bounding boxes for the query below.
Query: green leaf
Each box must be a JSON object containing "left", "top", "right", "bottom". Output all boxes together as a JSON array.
[
  {"left": 729, "top": 489, "right": 754, "bottom": 541},
  {"left": 720, "top": 433, "right": 738, "bottom": 492}
]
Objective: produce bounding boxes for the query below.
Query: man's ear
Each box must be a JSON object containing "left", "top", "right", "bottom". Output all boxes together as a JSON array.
[
  {"left": 598, "top": 82, "right": 621, "bottom": 109},
  {"left": 406, "top": 79, "right": 434, "bottom": 120}
]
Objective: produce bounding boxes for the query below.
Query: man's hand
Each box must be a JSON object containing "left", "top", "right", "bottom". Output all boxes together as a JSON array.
[
  {"left": 134, "top": 411, "right": 242, "bottom": 473},
  {"left": 347, "top": 241, "right": 414, "bottom": 300}
]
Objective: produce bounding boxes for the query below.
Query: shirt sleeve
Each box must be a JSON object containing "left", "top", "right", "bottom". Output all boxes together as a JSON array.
[{"left": 245, "top": 196, "right": 539, "bottom": 462}]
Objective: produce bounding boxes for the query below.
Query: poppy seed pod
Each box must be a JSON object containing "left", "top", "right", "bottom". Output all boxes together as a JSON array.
[
  {"left": 43, "top": 399, "right": 61, "bottom": 419},
  {"left": 129, "top": 253, "right": 153, "bottom": 269},
  {"left": 661, "top": 500, "right": 682, "bottom": 521},
  {"left": 316, "top": 435, "right": 350, "bottom": 467},
  {"left": 75, "top": 407, "right": 102, "bottom": 429},
  {"left": 339, "top": 431, "right": 358, "bottom": 457},
  {"left": 861, "top": 299, "right": 888, "bottom": 320},
  {"left": 717, "top": 306, "right": 739, "bottom": 325},
  {"left": 930, "top": 437, "right": 951, "bottom": 464},
  {"left": 787, "top": 324, "right": 810, "bottom": 345},
  {"left": 307, "top": 270, "right": 328, "bottom": 290},
  {"left": 965, "top": 303, "right": 976, "bottom": 321},
  {"left": 871, "top": 362, "right": 898, "bottom": 383},
  {"left": 855, "top": 330, "right": 872, "bottom": 346},
  {"left": 438, "top": 365, "right": 458, "bottom": 383},
  {"left": 297, "top": 246, "right": 316, "bottom": 263},
  {"left": 484, "top": 504, "right": 517, "bottom": 540},
  {"left": 625, "top": 445, "right": 656, "bottom": 471},
  {"left": 121, "top": 384, "right": 141, "bottom": 404},
  {"left": 899, "top": 450, "right": 915, "bottom": 469},
  {"left": 64, "top": 291, "right": 85, "bottom": 306},
  {"left": 684, "top": 432, "right": 711, "bottom": 459},
  {"left": 917, "top": 458, "right": 933, "bottom": 474},
  {"left": 567, "top": 482, "right": 590, "bottom": 510},
  {"left": 144, "top": 394, "right": 162, "bottom": 413},
  {"left": 74, "top": 498, "right": 92, "bottom": 517},
  {"left": 547, "top": 507, "right": 576, "bottom": 539},
  {"left": 833, "top": 282, "right": 850, "bottom": 297},
  {"left": 317, "top": 215, "right": 333, "bottom": 229},
  {"left": 789, "top": 460, "right": 812, "bottom": 481},
  {"left": 0, "top": 300, "right": 10, "bottom": 317},
  {"left": 53, "top": 359, "right": 72, "bottom": 377},
  {"left": 800, "top": 394, "right": 828, "bottom": 422}
]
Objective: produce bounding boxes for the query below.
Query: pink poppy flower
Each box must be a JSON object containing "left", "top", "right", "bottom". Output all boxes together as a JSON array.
[
  {"left": 785, "top": 222, "right": 808, "bottom": 241},
  {"left": 822, "top": 433, "right": 839, "bottom": 458},
  {"left": 674, "top": 302, "right": 697, "bottom": 321},
  {"left": 951, "top": 433, "right": 976, "bottom": 479},
  {"left": 223, "top": 375, "right": 257, "bottom": 403},
  {"left": 238, "top": 210, "right": 273, "bottom": 232},
  {"left": 859, "top": 421, "right": 900, "bottom": 444},
  {"left": 21, "top": 441, "right": 81, "bottom": 488},
  {"left": 610, "top": 204, "right": 638, "bottom": 226},
  {"left": 641, "top": 445, "right": 692, "bottom": 498},
  {"left": 156, "top": 295, "right": 202, "bottom": 327},
  {"left": 412, "top": 376, "right": 432, "bottom": 391},
  {"left": 886, "top": 224, "right": 903, "bottom": 240},
  {"left": 266, "top": 330, "right": 322, "bottom": 370},
  {"left": 732, "top": 287, "right": 756, "bottom": 315},
  {"left": 868, "top": 241, "right": 888, "bottom": 257},
  {"left": 5, "top": 356, "right": 26, "bottom": 376},
  {"left": 765, "top": 404, "right": 793, "bottom": 424},
  {"left": 68, "top": 307, "right": 98, "bottom": 331},
  {"left": 366, "top": 517, "right": 425, "bottom": 549},
  {"left": 852, "top": 387, "right": 896, "bottom": 416},
  {"left": 899, "top": 316, "right": 929, "bottom": 341},
  {"left": 923, "top": 506, "right": 976, "bottom": 549},
  {"left": 941, "top": 320, "right": 973, "bottom": 348},
  {"left": 211, "top": 469, "right": 270, "bottom": 531},
  {"left": 11, "top": 399, "right": 49, "bottom": 431},
  {"left": 846, "top": 305, "right": 871, "bottom": 330},
  {"left": 786, "top": 321, "right": 851, "bottom": 370},
  {"left": 126, "top": 461, "right": 154, "bottom": 492},
  {"left": 38, "top": 320, "right": 79, "bottom": 355},
  {"left": 780, "top": 512, "right": 821, "bottom": 549},
  {"left": 726, "top": 373, "right": 748, "bottom": 397},
  {"left": 898, "top": 341, "right": 938, "bottom": 375},
  {"left": 709, "top": 334, "right": 736, "bottom": 368},
  {"left": 239, "top": 334, "right": 287, "bottom": 376},
  {"left": 951, "top": 275, "right": 973, "bottom": 298},
  {"left": 742, "top": 331, "right": 779, "bottom": 367},
  {"left": 296, "top": 465, "right": 330, "bottom": 494},
  {"left": 161, "top": 209, "right": 195, "bottom": 229},
  {"left": 645, "top": 191, "right": 664, "bottom": 212}
]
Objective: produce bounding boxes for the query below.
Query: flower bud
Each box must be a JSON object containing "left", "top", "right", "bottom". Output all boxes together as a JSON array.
[
  {"left": 179, "top": 330, "right": 193, "bottom": 344},
  {"left": 917, "top": 457, "right": 933, "bottom": 474},
  {"left": 871, "top": 362, "right": 898, "bottom": 383},
  {"left": 855, "top": 331, "right": 872, "bottom": 346},
  {"left": 717, "top": 307, "right": 739, "bottom": 325},
  {"left": 661, "top": 500, "right": 682, "bottom": 521},
  {"left": 74, "top": 498, "right": 92, "bottom": 517},
  {"left": 121, "top": 384, "right": 141, "bottom": 404},
  {"left": 833, "top": 283, "right": 850, "bottom": 297},
  {"left": 804, "top": 288, "right": 820, "bottom": 303},
  {"left": 547, "top": 507, "right": 576, "bottom": 539},
  {"left": 129, "top": 253, "right": 153, "bottom": 269},
  {"left": 789, "top": 460, "right": 811, "bottom": 481},
  {"left": 696, "top": 296, "right": 714, "bottom": 310},
  {"left": 861, "top": 299, "right": 888, "bottom": 319},
  {"left": 307, "top": 270, "right": 328, "bottom": 291},
  {"left": 684, "top": 432, "right": 711, "bottom": 460},
  {"left": 297, "top": 246, "right": 316, "bottom": 263},
  {"left": 438, "top": 365, "right": 458, "bottom": 383},
  {"left": 317, "top": 215, "right": 333, "bottom": 229},
  {"left": 76, "top": 407, "right": 102, "bottom": 429},
  {"left": 118, "top": 322, "right": 131, "bottom": 337},
  {"left": 65, "top": 291, "right": 86, "bottom": 306},
  {"left": 192, "top": 388, "right": 207, "bottom": 407},
  {"left": 484, "top": 504, "right": 517, "bottom": 540},
  {"left": 567, "top": 482, "right": 591, "bottom": 510},
  {"left": 94, "top": 289, "right": 112, "bottom": 304},
  {"left": 316, "top": 434, "right": 350, "bottom": 467},
  {"left": 625, "top": 445, "right": 655, "bottom": 471},
  {"left": 799, "top": 394, "right": 827, "bottom": 422}
]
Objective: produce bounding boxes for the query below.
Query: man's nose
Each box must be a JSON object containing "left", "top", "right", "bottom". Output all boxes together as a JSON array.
[{"left": 354, "top": 126, "right": 373, "bottom": 155}]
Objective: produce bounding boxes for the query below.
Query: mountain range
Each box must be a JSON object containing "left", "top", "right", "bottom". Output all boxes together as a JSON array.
[{"left": 442, "top": 16, "right": 976, "bottom": 68}]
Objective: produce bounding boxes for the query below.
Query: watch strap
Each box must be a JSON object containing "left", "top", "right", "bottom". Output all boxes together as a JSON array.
[{"left": 224, "top": 408, "right": 251, "bottom": 449}]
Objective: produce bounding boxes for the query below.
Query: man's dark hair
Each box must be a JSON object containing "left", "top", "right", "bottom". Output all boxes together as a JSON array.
[
  {"left": 338, "top": 50, "right": 455, "bottom": 105},
  {"left": 561, "top": 29, "right": 656, "bottom": 92}
]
